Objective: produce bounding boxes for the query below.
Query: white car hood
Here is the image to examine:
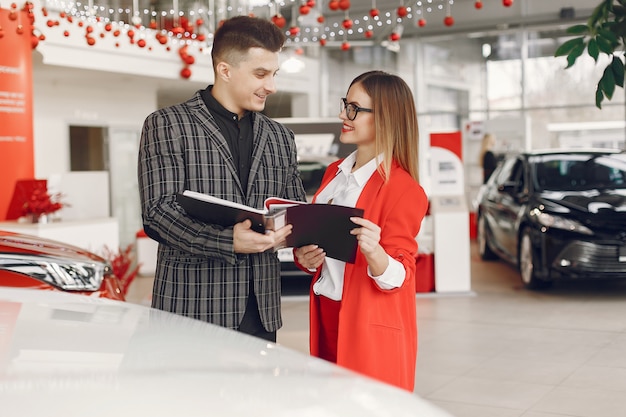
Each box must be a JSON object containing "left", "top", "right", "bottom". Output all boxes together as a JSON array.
[{"left": 0, "top": 288, "right": 453, "bottom": 417}]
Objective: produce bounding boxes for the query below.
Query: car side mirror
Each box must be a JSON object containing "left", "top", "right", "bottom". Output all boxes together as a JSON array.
[{"left": 499, "top": 181, "right": 519, "bottom": 195}]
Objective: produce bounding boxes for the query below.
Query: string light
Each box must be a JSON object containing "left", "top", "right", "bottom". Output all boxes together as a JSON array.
[{"left": 0, "top": 0, "right": 514, "bottom": 79}]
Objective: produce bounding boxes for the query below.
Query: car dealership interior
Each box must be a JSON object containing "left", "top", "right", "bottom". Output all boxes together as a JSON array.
[{"left": 1, "top": 0, "right": 626, "bottom": 416}]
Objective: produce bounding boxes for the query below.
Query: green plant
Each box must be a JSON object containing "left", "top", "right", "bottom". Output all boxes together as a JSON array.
[{"left": 555, "top": 0, "right": 626, "bottom": 108}]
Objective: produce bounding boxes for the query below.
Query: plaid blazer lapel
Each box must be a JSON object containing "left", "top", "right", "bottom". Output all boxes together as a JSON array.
[{"left": 247, "top": 114, "right": 270, "bottom": 196}]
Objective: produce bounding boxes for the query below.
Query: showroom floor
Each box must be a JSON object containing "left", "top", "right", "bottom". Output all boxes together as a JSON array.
[{"left": 126, "top": 241, "right": 626, "bottom": 417}]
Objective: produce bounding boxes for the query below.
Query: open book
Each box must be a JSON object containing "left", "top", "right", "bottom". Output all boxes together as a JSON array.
[{"left": 176, "top": 190, "right": 364, "bottom": 263}]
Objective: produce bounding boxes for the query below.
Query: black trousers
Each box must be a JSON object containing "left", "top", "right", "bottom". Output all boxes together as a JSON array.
[{"left": 238, "top": 279, "right": 276, "bottom": 342}]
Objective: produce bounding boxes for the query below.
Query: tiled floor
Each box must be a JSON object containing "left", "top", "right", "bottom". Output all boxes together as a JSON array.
[{"left": 126, "top": 242, "right": 626, "bottom": 417}]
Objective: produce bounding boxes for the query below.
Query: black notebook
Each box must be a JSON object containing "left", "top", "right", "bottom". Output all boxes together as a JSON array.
[{"left": 176, "top": 190, "right": 364, "bottom": 263}]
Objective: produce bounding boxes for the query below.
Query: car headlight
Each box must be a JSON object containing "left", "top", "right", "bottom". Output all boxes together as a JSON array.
[
  {"left": 0, "top": 253, "right": 107, "bottom": 291},
  {"left": 533, "top": 211, "right": 593, "bottom": 235}
]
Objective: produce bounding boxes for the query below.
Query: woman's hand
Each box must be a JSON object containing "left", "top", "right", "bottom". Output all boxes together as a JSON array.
[
  {"left": 294, "top": 244, "right": 325, "bottom": 270},
  {"left": 350, "top": 216, "right": 388, "bottom": 275}
]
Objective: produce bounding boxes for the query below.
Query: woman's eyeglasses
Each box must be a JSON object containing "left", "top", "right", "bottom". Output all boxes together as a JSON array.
[{"left": 340, "top": 97, "right": 372, "bottom": 121}]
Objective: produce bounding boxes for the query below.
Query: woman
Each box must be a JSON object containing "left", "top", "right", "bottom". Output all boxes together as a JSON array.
[
  {"left": 294, "top": 70, "right": 428, "bottom": 391},
  {"left": 479, "top": 133, "right": 498, "bottom": 183}
]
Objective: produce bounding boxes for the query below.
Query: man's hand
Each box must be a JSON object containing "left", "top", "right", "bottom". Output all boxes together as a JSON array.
[
  {"left": 233, "top": 219, "right": 293, "bottom": 254},
  {"left": 294, "top": 244, "right": 325, "bottom": 270}
]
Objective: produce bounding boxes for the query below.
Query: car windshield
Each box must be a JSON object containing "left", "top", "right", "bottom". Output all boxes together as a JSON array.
[{"left": 532, "top": 153, "right": 626, "bottom": 191}]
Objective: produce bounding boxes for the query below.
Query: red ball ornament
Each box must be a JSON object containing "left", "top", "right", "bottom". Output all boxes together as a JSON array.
[
  {"left": 86, "top": 26, "right": 94, "bottom": 34},
  {"left": 503, "top": 0, "right": 513, "bottom": 6},
  {"left": 105, "top": 23, "right": 112, "bottom": 31},
  {"left": 197, "top": 34, "right": 206, "bottom": 41},
  {"left": 390, "top": 32, "right": 401, "bottom": 41},
  {"left": 63, "top": 30, "right": 70, "bottom": 37},
  {"left": 317, "top": 15, "right": 325, "bottom": 23},
  {"left": 78, "top": 21, "right": 83, "bottom": 27},
  {"left": 328, "top": 1, "right": 340, "bottom": 11},
  {"left": 196, "top": 19, "right": 204, "bottom": 26},
  {"left": 319, "top": 38, "right": 327, "bottom": 46},
  {"left": 289, "top": 26, "right": 300, "bottom": 36},
  {"left": 42, "top": 7, "right": 48, "bottom": 17},
  {"left": 31, "top": 34, "right": 39, "bottom": 49},
  {"left": 364, "top": 30, "right": 373, "bottom": 38},
  {"left": 397, "top": 6, "right": 408, "bottom": 18},
  {"left": 149, "top": 21, "right": 157, "bottom": 29},
  {"left": 46, "top": 20, "right": 55, "bottom": 27},
  {"left": 127, "top": 29, "right": 135, "bottom": 38},
  {"left": 299, "top": 5, "right": 310, "bottom": 15},
  {"left": 86, "top": 36, "right": 96, "bottom": 46},
  {"left": 271, "top": 14, "right": 286, "bottom": 28},
  {"left": 444, "top": 15, "right": 454, "bottom": 26},
  {"left": 307, "top": 0, "right": 315, "bottom": 6},
  {"left": 342, "top": 19, "right": 353, "bottom": 29},
  {"left": 295, "top": 48, "right": 304, "bottom": 55},
  {"left": 184, "top": 55, "right": 195, "bottom": 65},
  {"left": 38, "top": 34, "right": 45, "bottom": 41},
  {"left": 475, "top": 1, "right": 483, "bottom": 9},
  {"left": 341, "top": 41, "right": 350, "bottom": 51},
  {"left": 417, "top": 18, "right": 426, "bottom": 27},
  {"left": 137, "top": 39, "right": 147, "bottom": 48},
  {"left": 99, "top": 33, "right": 105, "bottom": 38},
  {"left": 338, "top": 0, "right": 350, "bottom": 11},
  {"left": 113, "top": 30, "right": 121, "bottom": 37},
  {"left": 369, "top": 8, "right": 379, "bottom": 17},
  {"left": 180, "top": 67, "right": 192, "bottom": 79}
]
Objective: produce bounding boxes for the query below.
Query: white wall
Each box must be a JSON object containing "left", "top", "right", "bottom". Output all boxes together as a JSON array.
[{"left": 32, "top": 73, "right": 155, "bottom": 178}]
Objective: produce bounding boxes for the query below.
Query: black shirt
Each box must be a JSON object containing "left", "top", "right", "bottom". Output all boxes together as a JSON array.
[
  {"left": 483, "top": 150, "right": 498, "bottom": 184},
  {"left": 200, "top": 86, "right": 253, "bottom": 191}
]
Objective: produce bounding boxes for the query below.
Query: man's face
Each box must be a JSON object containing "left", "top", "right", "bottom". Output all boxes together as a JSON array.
[{"left": 224, "top": 47, "right": 280, "bottom": 116}]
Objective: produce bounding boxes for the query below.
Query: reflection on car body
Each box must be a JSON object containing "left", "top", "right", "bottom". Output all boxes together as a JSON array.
[
  {"left": 0, "top": 287, "right": 454, "bottom": 417},
  {"left": 476, "top": 149, "right": 626, "bottom": 289},
  {"left": 0, "top": 231, "right": 124, "bottom": 300}
]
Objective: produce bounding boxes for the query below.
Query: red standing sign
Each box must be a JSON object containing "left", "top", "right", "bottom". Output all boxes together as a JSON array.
[{"left": 0, "top": 8, "right": 34, "bottom": 220}]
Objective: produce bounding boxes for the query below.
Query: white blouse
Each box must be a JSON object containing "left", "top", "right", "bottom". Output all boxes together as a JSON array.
[{"left": 312, "top": 152, "right": 406, "bottom": 301}]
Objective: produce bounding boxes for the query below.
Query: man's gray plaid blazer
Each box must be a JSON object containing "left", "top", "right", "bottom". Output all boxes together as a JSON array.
[{"left": 138, "top": 91, "right": 306, "bottom": 332}]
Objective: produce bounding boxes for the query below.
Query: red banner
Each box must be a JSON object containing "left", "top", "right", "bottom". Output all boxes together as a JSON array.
[{"left": 0, "top": 8, "right": 34, "bottom": 220}]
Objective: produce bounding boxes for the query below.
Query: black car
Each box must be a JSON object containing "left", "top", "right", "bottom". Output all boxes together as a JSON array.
[{"left": 476, "top": 149, "right": 626, "bottom": 289}]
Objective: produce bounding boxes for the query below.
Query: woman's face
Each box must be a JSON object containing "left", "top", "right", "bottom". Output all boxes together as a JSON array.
[{"left": 339, "top": 83, "right": 375, "bottom": 148}]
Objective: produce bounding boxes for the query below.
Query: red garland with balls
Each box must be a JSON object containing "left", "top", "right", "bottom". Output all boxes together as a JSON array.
[{"left": 0, "top": 0, "right": 517, "bottom": 75}]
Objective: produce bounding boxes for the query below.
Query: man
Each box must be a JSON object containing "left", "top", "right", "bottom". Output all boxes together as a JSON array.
[{"left": 137, "top": 15, "right": 306, "bottom": 342}]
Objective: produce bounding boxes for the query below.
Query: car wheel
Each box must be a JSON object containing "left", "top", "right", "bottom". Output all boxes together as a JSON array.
[
  {"left": 477, "top": 213, "right": 498, "bottom": 261},
  {"left": 519, "top": 228, "right": 551, "bottom": 290}
]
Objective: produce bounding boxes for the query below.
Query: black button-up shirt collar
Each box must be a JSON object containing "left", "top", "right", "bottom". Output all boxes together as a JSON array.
[{"left": 201, "top": 86, "right": 253, "bottom": 192}]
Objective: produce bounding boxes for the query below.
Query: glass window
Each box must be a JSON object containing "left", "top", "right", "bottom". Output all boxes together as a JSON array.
[{"left": 533, "top": 153, "right": 626, "bottom": 191}]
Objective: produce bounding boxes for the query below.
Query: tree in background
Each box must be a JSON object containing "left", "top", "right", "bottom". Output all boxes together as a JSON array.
[{"left": 555, "top": 0, "right": 625, "bottom": 108}]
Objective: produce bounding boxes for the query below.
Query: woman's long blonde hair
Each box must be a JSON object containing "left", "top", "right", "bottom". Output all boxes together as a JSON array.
[{"left": 349, "top": 71, "right": 420, "bottom": 182}]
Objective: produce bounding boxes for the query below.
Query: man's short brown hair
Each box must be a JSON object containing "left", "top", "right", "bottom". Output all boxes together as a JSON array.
[{"left": 211, "top": 16, "right": 287, "bottom": 70}]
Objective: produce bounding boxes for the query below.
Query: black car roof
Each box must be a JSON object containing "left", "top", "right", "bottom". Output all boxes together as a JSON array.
[{"left": 519, "top": 148, "right": 624, "bottom": 158}]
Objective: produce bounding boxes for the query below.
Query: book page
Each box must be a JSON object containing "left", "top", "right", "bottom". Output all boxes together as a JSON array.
[
  {"left": 264, "top": 197, "right": 306, "bottom": 212},
  {"left": 183, "top": 190, "right": 266, "bottom": 214}
]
